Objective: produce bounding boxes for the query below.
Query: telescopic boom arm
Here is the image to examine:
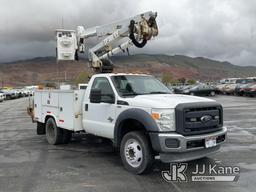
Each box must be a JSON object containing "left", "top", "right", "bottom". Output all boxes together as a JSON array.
[{"left": 56, "top": 11, "right": 158, "bottom": 73}]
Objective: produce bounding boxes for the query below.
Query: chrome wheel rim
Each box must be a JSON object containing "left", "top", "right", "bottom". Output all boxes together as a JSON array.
[{"left": 124, "top": 139, "right": 143, "bottom": 168}]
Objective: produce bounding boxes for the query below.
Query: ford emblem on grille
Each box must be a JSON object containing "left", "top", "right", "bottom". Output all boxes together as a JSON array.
[{"left": 200, "top": 115, "right": 212, "bottom": 123}]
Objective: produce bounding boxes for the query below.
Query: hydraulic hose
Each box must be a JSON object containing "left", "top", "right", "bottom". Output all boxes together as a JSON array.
[{"left": 129, "top": 20, "right": 147, "bottom": 48}]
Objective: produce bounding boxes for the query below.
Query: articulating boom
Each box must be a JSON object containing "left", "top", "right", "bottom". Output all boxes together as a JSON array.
[{"left": 56, "top": 11, "right": 158, "bottom": 73}]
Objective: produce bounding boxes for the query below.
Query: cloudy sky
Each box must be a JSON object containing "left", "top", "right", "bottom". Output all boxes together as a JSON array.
[{"left": 0, "top": 0, "right": 256, "bottom": 66}]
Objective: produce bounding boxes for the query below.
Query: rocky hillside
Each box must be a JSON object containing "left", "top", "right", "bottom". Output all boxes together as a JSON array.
[{"left": 0, "top": 54, "right": 256, "bottom": 86}]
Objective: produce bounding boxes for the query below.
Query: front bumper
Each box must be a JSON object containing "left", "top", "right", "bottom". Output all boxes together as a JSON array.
[{"left": 149, "top": 127, "right": 227, "bottom": 162}]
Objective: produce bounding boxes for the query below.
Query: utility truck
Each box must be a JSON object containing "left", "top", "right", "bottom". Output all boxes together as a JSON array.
[{"left": 29, "top": 12, "right": 227, "bottom": 174}]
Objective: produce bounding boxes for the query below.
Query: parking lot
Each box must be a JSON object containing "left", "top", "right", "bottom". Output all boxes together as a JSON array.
[{"left": 0, "top": 96, "right": 255, "bottom": 192}]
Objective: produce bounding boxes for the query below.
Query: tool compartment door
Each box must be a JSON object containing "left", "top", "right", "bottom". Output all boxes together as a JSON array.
[
  {"left": 58, "top": 92, "right": 75, "bottom": 130},
  {"left": 42, "top": 92, "right": 59, "bottom": 107},
  {"left": 34, "top": 91, "right": 42, "bottom": 122}
]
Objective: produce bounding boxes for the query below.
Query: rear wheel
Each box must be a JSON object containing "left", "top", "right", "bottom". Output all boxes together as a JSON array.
[
  {"left": 37, "top": 122, "right": 45, "bottom": 135},
  {"left": 62, "top": 129, "right": 72, "bottom": 144},
  {"left": 120, "top": 131, "right": 153, "bottom": 174},
  {"left": 210, "top": 91, "right": 216, "bottom": 96},
  {"left": 45, "top": 118, "right": 63, "bottom": 145}
]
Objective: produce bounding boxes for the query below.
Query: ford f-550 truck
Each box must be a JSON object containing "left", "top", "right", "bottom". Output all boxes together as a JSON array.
[{"left": 31, "top": 73, "right": 227, "bottom": 174}]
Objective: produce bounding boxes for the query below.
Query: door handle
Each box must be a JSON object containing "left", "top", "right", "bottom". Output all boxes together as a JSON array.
[{"left": 85, "top": 104, "right": 88, "bottom": 111}]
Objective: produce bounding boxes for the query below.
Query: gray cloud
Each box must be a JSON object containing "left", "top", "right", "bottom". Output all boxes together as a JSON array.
[{"left": 0, "top": 0, "right": 255, "bottom": 66}]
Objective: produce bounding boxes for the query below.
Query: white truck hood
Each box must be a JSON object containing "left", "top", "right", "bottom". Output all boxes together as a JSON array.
[{"left": 124, "top": 94, "right": 215, "bottom": 108}]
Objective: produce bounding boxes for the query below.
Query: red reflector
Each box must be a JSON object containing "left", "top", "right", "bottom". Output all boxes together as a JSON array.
[
  {"left": 47, "top": 111, "right": 51, "bottom": 114},
  {"left": 59, "top": 119, "right": 64, "bottom": 123}
]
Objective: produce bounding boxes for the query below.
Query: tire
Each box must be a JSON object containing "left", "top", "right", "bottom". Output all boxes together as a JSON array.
[
  {"left": 37, "top": 122, "right": 46, "bottom": 135},
  {"left": 210, "top": 91, "right": 216, "bottom": 96},
  {"left": 62, "top": 129, "right": 72, "bottom": 144},
  {"left": 6, "top": 95, "right": 11, "bottom": 100},
  {"left": 120, "top": 131, "right": 153, "bottom": 174},
  {"left": 45, "top": 118, "right": 63, "bottom": 145}
]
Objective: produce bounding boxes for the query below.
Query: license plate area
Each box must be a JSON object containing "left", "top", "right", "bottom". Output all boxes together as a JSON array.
[{"left": 205, "top": 137, "right": 217, "bottom": 148}]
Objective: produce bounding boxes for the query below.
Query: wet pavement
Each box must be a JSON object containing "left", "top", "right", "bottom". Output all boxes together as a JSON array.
[{"left": 0, "top": 96, "right": 255, "bottom": 192}]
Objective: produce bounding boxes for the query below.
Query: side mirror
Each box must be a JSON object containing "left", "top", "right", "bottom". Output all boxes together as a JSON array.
[
  {"left": 90, "top": 89, "right": 101, "bottom": 103},
  {"left": 102, "top": 93, "right": 115, "bottom": 104},
  {"left": 90, "top": 89, "right": 115, "bottom": 104}
]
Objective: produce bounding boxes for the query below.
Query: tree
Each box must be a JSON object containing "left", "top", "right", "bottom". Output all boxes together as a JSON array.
[
  {"left": 45, "top": 82, "right": 56, "bottom": 88},
  {"left": 178, "top": 77, "right": 186, "bottom": 85},
  {"left": 75, "top": 71, "right": 90, "bottom": 85},
  {"left": 162, "top": 73, "right": 173, "bottom": 85},
  {"left": 32, "top": 73, "right": 38, "bottom": 85},
  {"left": 187, "top": 79, "right": 196, "bottom": 85}
]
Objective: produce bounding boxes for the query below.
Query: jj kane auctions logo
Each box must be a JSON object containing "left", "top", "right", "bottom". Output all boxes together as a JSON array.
[{"left": 162, "top": 163, "right": 240, "bottom": 182}]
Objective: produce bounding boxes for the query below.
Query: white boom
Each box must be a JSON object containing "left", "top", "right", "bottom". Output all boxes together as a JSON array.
[{"left": 56, "top": 11, "right": 158, "bottom": 73}]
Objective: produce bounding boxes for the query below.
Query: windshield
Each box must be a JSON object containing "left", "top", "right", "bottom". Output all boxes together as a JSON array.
[
  {"left": 111, "top": 75, "right": 171, "bottom": 97},
  {"left": 236, "top": 79, "right": 255, "bottom": 84}
]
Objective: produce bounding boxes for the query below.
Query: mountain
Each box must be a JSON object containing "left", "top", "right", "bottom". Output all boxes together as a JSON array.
[
  {"left": 112, "top": 54, "right": 256, "bottom": 80},
  {"left": 0, "top": 54, "right": 256, "bottom": 86}
]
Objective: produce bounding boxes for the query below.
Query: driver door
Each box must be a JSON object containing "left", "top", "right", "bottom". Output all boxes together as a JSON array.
[{"left": 83, "top": 77, "right": 116, "bottom": 139}]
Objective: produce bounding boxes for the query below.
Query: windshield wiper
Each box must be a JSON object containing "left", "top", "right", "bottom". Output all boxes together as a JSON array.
[
  {"left": 122, "top": 91, "right": 170, "bottom": 96},
  {"left": 148, "top": 91, "right": 170, "bottom": 94},
  {"left": 122, "top": 92, "right": 144, "bottom": 96}
]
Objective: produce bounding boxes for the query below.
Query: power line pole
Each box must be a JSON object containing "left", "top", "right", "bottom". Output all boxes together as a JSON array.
[
  {"left": 64, "top": 71, "right": 67, "bottom": 82},
  {"left": 0, "top": 72, "right": 3, "bottom": 88}
]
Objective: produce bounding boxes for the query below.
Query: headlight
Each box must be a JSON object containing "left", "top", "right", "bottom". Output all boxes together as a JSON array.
[{"left": 151, "top": 109, "right": 175, "bottom": 131}]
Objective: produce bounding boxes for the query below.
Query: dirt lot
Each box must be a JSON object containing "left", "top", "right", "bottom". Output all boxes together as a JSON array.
[{"left": 0, "top": 96, "right": 255, "bottom": 192}]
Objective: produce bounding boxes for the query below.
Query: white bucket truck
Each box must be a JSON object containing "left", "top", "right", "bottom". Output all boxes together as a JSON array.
[{"left": 32, "top": 73, "right": 226, "bottom": 174}]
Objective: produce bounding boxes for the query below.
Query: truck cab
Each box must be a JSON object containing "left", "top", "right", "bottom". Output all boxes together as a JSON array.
[{"left": 32, "top": 73, "right": 227, "bottom": 174}]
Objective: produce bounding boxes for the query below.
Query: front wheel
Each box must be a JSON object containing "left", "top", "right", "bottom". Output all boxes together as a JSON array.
[
  {"left": 6, "top": 95, "right": 11, "bottom": 100},
  {"left": 120, "top": 131, "right": 153, "bottom": 174}
]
